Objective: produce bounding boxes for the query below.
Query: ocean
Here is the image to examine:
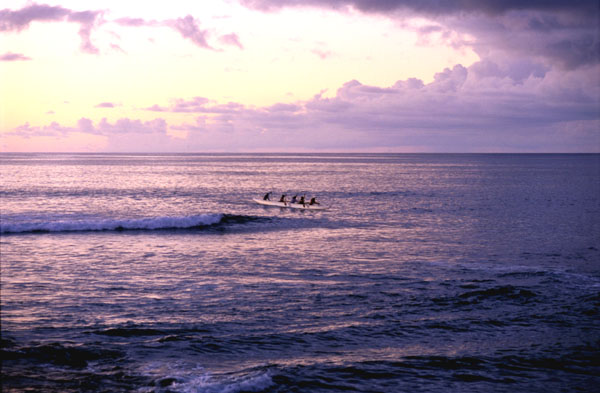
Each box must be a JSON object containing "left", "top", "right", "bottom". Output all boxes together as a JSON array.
[{"left": 1, "top": 153, "right": 599, "bottom": 392}]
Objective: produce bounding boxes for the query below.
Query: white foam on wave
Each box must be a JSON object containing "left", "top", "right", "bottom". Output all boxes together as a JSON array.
[
  {"left": 173, "top": 370, "right": 274, "bottom": 393},
  {"left": 139, "top": 361, "right": 274, "bottom": 393},
  {"left": 0, "top": 214, "right": 224, "bottom": 233}
]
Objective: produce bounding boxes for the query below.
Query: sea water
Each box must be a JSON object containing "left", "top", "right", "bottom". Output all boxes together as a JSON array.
[{"left": 1, "top": 153, "right": 599, "bottom": 392}]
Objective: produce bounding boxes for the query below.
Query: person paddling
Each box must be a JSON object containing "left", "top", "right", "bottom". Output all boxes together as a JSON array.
[
  {"left": 309, "top": 197, "right": 319, "bottom": 205},
  {"left": 279, "top": 194, "right": 287, "bottom": 205},
  {"left": 263, "top": 192, "right": 271, "bottom": 201},
  {"left": 298, "top": 195, "right": 306, "bottom": 206},
  {"left": 291, "top": 195, "right": 298, "bottom": 204}
]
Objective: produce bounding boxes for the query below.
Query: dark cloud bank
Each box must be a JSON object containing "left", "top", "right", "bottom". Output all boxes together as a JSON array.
[
  {"left": 243, "top": 0, "right": 599, "bottom": 70},
  {"left": 242, "top": 0, "right": 597, "bottom": 15}
]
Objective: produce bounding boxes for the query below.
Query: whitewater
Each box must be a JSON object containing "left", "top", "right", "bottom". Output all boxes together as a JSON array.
[
  {"left": 0, "top": 214, "right": 225, "bottom": 233},
  {"left": 1, "top": 153, "right": 599, "bottom": 393}
]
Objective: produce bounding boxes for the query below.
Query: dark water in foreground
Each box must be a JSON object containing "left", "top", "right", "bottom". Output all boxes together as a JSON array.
[{"left": 1, "top": 153, "right": 599, "bottom": 392}]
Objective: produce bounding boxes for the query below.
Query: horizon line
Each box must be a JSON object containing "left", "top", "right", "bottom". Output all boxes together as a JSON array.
[{"left": 1, "top": 151, "right": 599, "bottom": 155}]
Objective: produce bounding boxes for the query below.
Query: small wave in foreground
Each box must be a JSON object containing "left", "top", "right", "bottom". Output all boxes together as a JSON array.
[{"left": 0, "top": 214, "right": 231, "bottom": 234}]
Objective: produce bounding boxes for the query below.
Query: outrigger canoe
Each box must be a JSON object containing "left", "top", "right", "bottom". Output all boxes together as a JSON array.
[{"left": 252, "top": 198, "right": 327, "bottom": 210}]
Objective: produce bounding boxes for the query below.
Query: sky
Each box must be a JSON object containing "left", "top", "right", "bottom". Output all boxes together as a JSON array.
[{"left": 1, "top": 0, "right": 599, "bottom": 152}]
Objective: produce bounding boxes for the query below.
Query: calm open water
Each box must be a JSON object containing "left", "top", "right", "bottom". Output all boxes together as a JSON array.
[{"left": 1, "top": 153, "right": 599, "bottom": 392}]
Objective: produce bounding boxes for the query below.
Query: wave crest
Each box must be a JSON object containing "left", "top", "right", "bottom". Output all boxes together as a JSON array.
[{"left": 0, "top": 214, "right": 224, "bottom": 234}]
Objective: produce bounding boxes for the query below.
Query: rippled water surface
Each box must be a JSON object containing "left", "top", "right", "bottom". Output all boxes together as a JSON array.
[{"left": 1, "top": 153, "right": 599, "bottom": 392}]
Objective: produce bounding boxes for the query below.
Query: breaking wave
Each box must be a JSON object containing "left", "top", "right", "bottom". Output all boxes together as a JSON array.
[{"left": 0, "top": 214, "right": 251, "bottom": 234}]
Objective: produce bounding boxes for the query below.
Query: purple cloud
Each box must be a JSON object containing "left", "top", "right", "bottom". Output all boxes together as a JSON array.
[
  {"left": 174, "top": 96, "right": 211, "bottom": 111},
  {"left": 77, "top": 118, "right": 98, "bottom": 134},
  {"left": 134, "top": 58, "right": 599, "bottom": 152},
  {"left": 168, "top": 15, "right": 212, "bottom": 49},
  {"left": 146, "top": 97, "right": 249, "bottom": 114},
  {"left": 145, "top": 104, "right": 168, "bottom": 112},
  {"left": 115, "top": 16, "right": 228, "bottom": 51},
  {"left": 67, "top": 10, "right": 102, "bottom": 54},
  {"left": 442, "top": 10, "right": 600, "bottom": 70},
  {"left": 10, "top": 121, "right": 73, "bottom": 138},
  {"left": 0, "top": 52, "right": 31, "bottom": 61},
  {"left": 11, "top": 117, "right": 168, "bottom": 138},
  {"left": 95, "top": 118, "right": 167, "bottom": 134},
  {"left": 77, "top": 118, "right": 174, "bottom": 151},
  {"left": 0, "top": 3, "right": 102, "bottom": 54},
  {"left": 95, "top": 102, "right": 116, "bottom": 108},
  {"left": 113, "top": 16, "right": 227, "bottom": 50},
  {"left": 145, "top": 97, "right": 248, "bottom": 113},
  {"left": 219, "top": 33, "right": 244, "bottom": 49},
  {"left": 267, "top": 103, "right": 302, "bottom": 112},
  {"left": 114, "top": 17, "right": 151, "bottom": 27},
  {"left": 0, "top": 4, "right": 70, "bottom": 31}
]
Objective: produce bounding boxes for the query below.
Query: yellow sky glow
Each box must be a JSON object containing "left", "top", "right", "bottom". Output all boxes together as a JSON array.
[{"left": 0, "top": 0, "right": 479, "bottom": 151}]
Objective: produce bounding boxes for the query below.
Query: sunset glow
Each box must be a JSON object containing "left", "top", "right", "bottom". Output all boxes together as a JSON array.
[{"left": 1, "top": 0, "right": 598, "bottom": 152}]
